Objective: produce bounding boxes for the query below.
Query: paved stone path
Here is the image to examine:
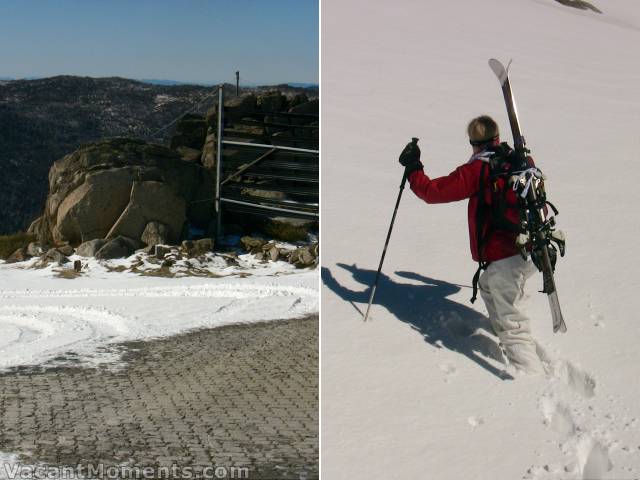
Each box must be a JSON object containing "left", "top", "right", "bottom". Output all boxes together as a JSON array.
[{"left": 0, "top": 315, "right": 318, "bottom": 479}]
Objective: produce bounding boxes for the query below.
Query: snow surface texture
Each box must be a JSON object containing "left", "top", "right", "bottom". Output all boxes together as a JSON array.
[
  {"left": 0, "top": 252, "right": 318, "bottom": 372},
  {"left": 322, "top": 0, "right": 640, "bottom": 479}
]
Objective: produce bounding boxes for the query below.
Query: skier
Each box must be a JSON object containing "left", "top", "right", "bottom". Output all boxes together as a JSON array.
[{"left": 399, "top": 115, "right": 544, "bottom": 374}]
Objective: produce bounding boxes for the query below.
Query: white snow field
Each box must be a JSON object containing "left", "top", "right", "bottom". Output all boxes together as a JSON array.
[
  {"left": 0, "top": 252, "right": 318, "bottom": 372},
  {"left": 322, "top": 0, "right": 640, "bottom": 479}
]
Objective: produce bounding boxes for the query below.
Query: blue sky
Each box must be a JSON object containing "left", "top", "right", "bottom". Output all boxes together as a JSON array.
[{"left": 0, "top": 0, "right": 318, "bottom": 85}]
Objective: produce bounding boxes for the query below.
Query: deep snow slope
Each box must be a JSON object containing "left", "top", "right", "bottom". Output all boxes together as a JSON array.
[{"left": 321, "top": 0, "right": 640, "bottom": 479}]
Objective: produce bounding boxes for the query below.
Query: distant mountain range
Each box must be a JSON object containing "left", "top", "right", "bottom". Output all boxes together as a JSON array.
[
  {"left": 119, "top": 79, "right": 319, "bottom": 89},
  {"left": 0, "top": 76, "right": 319, "bottom": 89},
  {"left": 0, "top": 75, "right": 318, "bottom": 235}
]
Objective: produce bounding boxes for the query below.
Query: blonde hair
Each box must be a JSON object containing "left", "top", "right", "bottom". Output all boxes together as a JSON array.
[{"left": 467, "top": 116, "right": 499, "bottom": 144}]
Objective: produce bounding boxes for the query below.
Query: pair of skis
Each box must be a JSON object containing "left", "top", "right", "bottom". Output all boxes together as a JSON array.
[
  {"left": 488, "top": 58, "right": 567, "bottom": 333},
  {"left": 364, "top": 59, "right": 567, "bottom": 334}
]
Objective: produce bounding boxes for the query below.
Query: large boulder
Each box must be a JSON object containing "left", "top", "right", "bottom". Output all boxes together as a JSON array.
[
  {"left": 106, "top": 182, "right": 186, "bottom": 244},
  {"left": 31, "top": 139, "right": 214, "bottom": 246},
  {"left": 55, "top": 168, "right": 134, "bottom": 245}
]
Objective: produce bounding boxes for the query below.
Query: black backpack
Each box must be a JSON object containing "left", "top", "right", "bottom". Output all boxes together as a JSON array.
[
  {"left": 470, "top": 142, "right": 564, "bottom": 303},
  {"left": 478, "top": 142, "right": 529, "bottom": 238}
]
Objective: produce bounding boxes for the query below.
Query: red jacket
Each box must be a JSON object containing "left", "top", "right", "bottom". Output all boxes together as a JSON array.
[{"left": 408, "top": 155, "right": 523, "bottom": 263}]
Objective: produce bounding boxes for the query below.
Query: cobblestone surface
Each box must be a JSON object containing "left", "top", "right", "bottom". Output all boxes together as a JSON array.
[{"left": 0, "top": 315, "right": 318, "bottom": 479}]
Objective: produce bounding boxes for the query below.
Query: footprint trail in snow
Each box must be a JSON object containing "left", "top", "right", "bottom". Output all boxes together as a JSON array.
[{"left": 525, "top": 340, "right": 627, "bottom": 480}]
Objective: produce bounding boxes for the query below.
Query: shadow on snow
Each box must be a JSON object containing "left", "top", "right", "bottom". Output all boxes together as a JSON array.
[{"left": 322, "top": 263, "right": 512, "bottom": 380}]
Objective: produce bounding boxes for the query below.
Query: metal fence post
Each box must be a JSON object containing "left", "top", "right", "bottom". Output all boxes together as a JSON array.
[{"left": 215, "top": 86, "right": 224, "bottom": 243}]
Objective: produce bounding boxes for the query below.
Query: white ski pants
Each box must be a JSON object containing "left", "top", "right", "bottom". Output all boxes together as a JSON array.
[{"left": 478, "top": 254, "right": 543, "bottom": 372}]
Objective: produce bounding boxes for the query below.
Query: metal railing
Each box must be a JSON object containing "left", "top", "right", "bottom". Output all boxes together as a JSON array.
[{"left": 214, "top": 86, "right": 319, "bottom": 240}]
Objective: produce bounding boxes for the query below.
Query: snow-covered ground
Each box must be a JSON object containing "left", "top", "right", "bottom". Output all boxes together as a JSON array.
[
  {"left": 0, "top": 251, "right": 318, "bottom": 372},
  {"left": 321, "top": 0, "right": 640, "bottom": 479}
]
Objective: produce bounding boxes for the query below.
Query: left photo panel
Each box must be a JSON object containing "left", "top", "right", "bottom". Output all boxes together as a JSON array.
[{"left": 0, "top": 1, "right": 318, "bottom": 479}]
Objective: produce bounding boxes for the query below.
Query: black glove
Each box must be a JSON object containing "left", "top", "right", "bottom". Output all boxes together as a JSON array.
[{"left": 399, "top": 137, "right": 423, "bottom": 174}]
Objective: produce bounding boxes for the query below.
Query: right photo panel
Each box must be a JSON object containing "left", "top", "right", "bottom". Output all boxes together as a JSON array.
[{"left": 321, "top": 0, "right": 640, "bottom": 478}]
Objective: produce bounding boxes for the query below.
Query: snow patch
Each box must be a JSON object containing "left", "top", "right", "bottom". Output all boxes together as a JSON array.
[
  {"left": 153, "top": 94, "right": 176, "bottom": 109},
  {"left": 0, "top": 256, "right": 318, "bottom": 371}
]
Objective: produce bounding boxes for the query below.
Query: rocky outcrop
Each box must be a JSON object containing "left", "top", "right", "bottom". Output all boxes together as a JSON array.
[
  {"left": 23, "top": 89, "right": 317, "bottom": 252},
  {"left": 30, "top": 138, "right": 214, "bottom": 246},
  {"left": 0, "top": 76, "right": 219, "bottom": 236},
  {"left": 0, "top": 77, "right": 317, "bottom": 236}
]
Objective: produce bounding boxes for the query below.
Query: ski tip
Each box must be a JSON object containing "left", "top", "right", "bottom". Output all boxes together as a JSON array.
[
  {"left": 488, "top": 58, "right": 509, "bottom": 86},
  {"left": 552, "top": 317, "right": 568, "bottom": 333}
]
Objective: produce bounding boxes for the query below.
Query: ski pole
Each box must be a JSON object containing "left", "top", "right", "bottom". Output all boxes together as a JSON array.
[{"left": 363, "top": 139, "right": 417, "bottom": 321}]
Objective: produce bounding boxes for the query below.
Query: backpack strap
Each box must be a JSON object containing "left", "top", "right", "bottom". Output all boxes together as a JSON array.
[
  {"left": 470, "top": 261, "right": 490, "bottom": 303},
  {"left": 475, "top": 162, "right": 488, "bottom": 259},
  {"left": 471, "top": 162, "right": 490, "bottom": 303}
]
